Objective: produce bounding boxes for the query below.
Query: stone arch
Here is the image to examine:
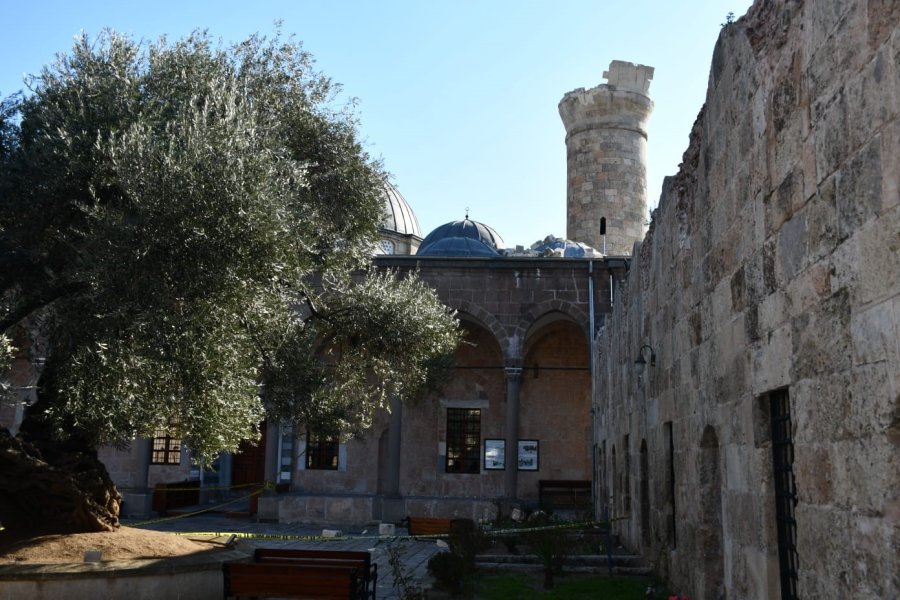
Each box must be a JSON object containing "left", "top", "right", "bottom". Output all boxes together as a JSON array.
[
  {"left": 640, "top": 438, "right": 650, "bottom": 547},
  {"left": 518, "top": 309, "right": 591, "bottom": 483},
  {"left": 444, "top": 299, "right": 513, "bottom": 363},
  {"left": 697, "top": 425, "right": 724, "bottom": 600},
  {"left": 445, "top": 312, "right": 504, "bottom": 402},
  {"left": 516, "top": 299, "right": 591, "bottom": 346}
]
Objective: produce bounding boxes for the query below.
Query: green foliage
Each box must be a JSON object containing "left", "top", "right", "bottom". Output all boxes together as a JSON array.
[
  {"left": 522, "top": 514, "right": 572, "bottom": 589},
  {"left": 0, "top": 29, "right": 461, "bottom": 462},
  {"left": 426, "top": 519, "right": 487, "bottom": 596},
  {"left": 0, "top": 334, "right": 13, "bottom": 401},
  {"left": 385, "top": 539, "right": 427, "bottom": 600},
  {"left": 477, "top": 573, "right": 660, "bottom": 600},
  {"left": 427, "top": 551, "right": 470, "bottom": 595}
]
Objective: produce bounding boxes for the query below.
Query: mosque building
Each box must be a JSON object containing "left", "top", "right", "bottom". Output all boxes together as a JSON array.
[{"left": 96, "top": 59, "right": 656, "bottom": 524}]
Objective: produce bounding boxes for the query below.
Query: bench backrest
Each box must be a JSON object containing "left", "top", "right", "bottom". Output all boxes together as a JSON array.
[
  {"left": 223, "top": 561, "right": 361, "bottom": 600},
  {"left": 254, "top": 548, "right": 371, "bottom": 566},
  {"left": 407, "top": 517, "right": 453, "bottom": 536},
  {"left": 252, "top": 549, "right": 376, "bottom": 599}
]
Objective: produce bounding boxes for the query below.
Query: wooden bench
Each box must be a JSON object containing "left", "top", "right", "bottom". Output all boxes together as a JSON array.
[
  {"left": 151, "top": 479, "right": 200, "bottom": 516},
  {"left": 222, "top": 561, "right": 366, "bottom": 599},
  {"left": 407, "top": 516, "right": 453, "bottom": 537},
  {"left": 253, "top": 548, "right": 376, "bottom": 599},
  {"left": 539, "top": 479, "right": 592, "bottom": 512}
]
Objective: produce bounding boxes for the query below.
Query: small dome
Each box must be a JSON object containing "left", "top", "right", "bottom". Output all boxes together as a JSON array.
[
  {"left": 417, "top": 218, "right": 505, "bottom": 257},
  {"left": 531, "top": 236, "right": 603, "bottom": 258},
  {"left": 381, "top": 181, "right": 421, "bottom": 238}
]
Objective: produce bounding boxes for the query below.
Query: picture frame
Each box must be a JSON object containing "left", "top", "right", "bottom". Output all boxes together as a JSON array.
[
  {"left": 517, "top": 439, "right": 539, "bottom": 471},
  {"left": 484, "top": 439, "right": 505, "bottom": 470}
]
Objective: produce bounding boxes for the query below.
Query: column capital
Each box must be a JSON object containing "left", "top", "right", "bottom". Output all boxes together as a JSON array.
[{"left": 504, "top": 366, "right": 523, "bottom": 379}]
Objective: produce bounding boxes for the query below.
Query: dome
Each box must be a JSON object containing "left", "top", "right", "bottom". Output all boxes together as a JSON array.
[
  {"left": 417, "top": 218, "right": 506, "bottom": 257},
  {"left": 530, "top": 236, "right": 603, "bottom": 258},
  {"left": 380, "top": 181, "right": 421, "bottom": 238}
]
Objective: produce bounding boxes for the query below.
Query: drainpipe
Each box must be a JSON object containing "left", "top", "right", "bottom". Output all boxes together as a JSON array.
[{"left": 588, "top": 260, "right": 597, "bottom": 519}]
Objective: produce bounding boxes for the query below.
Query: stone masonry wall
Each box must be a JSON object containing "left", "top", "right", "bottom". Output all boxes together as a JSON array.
[{"left": 595, "top": 1, "right": 899, "bottom": 599}]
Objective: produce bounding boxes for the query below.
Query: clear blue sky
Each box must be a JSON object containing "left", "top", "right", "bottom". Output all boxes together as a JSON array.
[{"left": 1, "top": 1, "right": 752, "bottom": 248}]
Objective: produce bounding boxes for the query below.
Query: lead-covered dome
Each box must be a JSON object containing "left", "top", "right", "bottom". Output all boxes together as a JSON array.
[
  {"left": 416, "top": 218, "right": 506, "bottom": 257},
  {"left": 377, "top": 181, "right": 422, "bottom": 255},
  {"left": 381, "top": 181, "right": 421, "bottom": 238}
]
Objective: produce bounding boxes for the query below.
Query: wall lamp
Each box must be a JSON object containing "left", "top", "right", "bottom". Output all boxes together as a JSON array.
[{"left": 634, "top": 344, "right": 656, "bottom": 377}]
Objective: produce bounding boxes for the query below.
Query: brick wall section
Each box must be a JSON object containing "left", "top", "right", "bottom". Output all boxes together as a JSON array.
[
  {"left": 595, "top": 1, "right": 899, "bottom": 598},
  {"left": 367, "top": 256, "right": 627, "bottom": 514},
  {"left": 378, "top": 256, "right": 627, "bottom": 363}
]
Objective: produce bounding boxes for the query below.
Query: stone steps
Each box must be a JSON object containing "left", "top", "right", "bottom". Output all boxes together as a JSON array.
[{"left": 475, "top": 553, "right": 653, "bottom": 576}]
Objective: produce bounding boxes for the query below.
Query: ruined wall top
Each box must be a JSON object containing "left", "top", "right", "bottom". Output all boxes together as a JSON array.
[
  {"left": 560, "top": 60, "right": 655, "bottom": 110},
  {"left": 602, "top": 60, "right": 654, "bottom": 96}
]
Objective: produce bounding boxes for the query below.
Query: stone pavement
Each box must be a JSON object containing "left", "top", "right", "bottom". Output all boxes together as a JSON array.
[{"left": 125, "top": 512, "right": 443, "bottom": 599}]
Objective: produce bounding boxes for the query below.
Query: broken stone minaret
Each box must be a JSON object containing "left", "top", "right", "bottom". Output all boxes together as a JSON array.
[{"left": 559, "top": 60, "right": 654, "bottom": 255}]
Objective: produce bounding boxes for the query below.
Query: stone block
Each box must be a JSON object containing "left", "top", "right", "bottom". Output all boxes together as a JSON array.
[
  {"left": 851, "top": 300, "right": 897, "bottom": 366},
  {"left": 830, "top": 437, "right": 898, "bottom": 513},
  {"left": 791, "top": 372, "right": 846, "bottom": 443},
  {"left": 836, "top": 138, "right": 883, "bottom": 241},
  {"left": 751, "top": 323, "right": 792, "bottom": 396},
  {"left": 765, "top": 167, "right": 804, "bottom": 241},
  {"left": 326, "top": 496, "right": 371, "bottom": 524},
  {"left": 848, "top": 512, "right": 900, "bottom": 598},
  {"left": 807, "top": 1, "right": 868, "bottom": 107},
  {"left": 794, "top": 444, "right": 833, "bottom": 504},
  {"left": 743, "top": 547, "right": 781, "bottom": 600},
  {"left": 812, "top": 88, "right": 850, "bottom": 180},
  {"left": 724, "top": 445, "right": 750, "bottom": 493},
  {"left": 882, "top": 117, "right": 900, "bottom": 213},
  {"left": 794, "top": 505, "right": 851, "bottom": 599},
  {"left": 855, "top": 204, "right": 900, "bottom": 306},
  {"left": 776, "top": 211, "right": 808, "bottom": 283},
  {"left": 845, "top": 46, "right": 894, "bottom": 153},
  {"left": 805, "top": 176, "right": 839, "bottom": 262},
  {"left": 256, "top": 495, "right": 279, "bottom": 521},
  {"left": 790, "top": 288, "right": 851, "bottom": 380},
  {"left": 846, "top": 362, "right": 896, "bottom": 439},
  {"left": 785, "top": 259, "right": 832, "bottom": 317}
]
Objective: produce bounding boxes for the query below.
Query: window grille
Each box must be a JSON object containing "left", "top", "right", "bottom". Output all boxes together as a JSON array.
[
  {"left": 770, "top": 389, "right": 799, "bottom": 600},
  {"left": 446, "top": 408, "right": 481, "bottom": 474},
  {"left": 151, "top": 429, "right": 181, "bottom": 465},
  {"left": 306, "top": 431, "right": 339, "bottom": 470}
]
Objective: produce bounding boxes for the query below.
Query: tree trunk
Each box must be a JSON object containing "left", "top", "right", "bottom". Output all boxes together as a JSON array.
[{"left": 0, "top": 404, "right": 121, "bottom": 536}]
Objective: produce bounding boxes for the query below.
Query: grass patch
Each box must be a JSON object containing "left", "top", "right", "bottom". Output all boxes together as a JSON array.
[{"left": 476, "top": 573, "right": 657, "bottom": 599}]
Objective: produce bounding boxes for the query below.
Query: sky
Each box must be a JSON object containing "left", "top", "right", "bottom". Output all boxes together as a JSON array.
[{"left": 1, "top": 0, "right": 753, "bottom": 248}]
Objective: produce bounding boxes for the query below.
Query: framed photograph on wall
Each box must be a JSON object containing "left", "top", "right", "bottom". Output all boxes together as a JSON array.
[
  {"left": 517, "top": 440, "right": 539, "bottom": 471},
  {"left": 484, "top": 439, "right": 505, "bottom": 470}
]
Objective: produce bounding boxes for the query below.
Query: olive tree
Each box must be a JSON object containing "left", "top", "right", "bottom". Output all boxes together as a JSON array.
[{"left": 0, "top": 30, "right": 460, "bottom": 535}]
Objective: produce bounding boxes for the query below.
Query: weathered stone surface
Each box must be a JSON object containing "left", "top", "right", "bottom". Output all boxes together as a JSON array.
[
  {"left": 560, "top": 61, "right": 654, "bottom": 255},
  {"left": 594, "top": 2, "right": 899, "bottom": 598}
]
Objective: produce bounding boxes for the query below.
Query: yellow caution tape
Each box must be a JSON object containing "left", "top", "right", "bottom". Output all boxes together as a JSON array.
[
  {"left": 124, "top": 484, "right": 271, "bottom": 527},
  {"left": 131, "top": 518, "right": 628, "bottom": 543}
]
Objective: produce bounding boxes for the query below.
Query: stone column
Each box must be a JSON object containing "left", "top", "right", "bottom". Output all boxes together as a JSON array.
[
  {"left": 257, "top": 421, "right": 282, "bottom": 521},
  {"left": 218, "top": 453, "right": 233, "bottom": 490},
  {"left": 264, "top": 421, "right": 279, "bottom": 486},
  {"left": 386, "top": 395, "right": 403, "bottom": 496},
  {"left": 122, "top": 438, "right": 153, "bottom": 518},
  {"left": 504, "top": 367, "right": 523, "bottom": 500},
  {"left": 381, "top": 395, "right": 406, "bottom": 522},
  {"left": 559, "top": 60, "right": 655, "bottom": 255}
]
